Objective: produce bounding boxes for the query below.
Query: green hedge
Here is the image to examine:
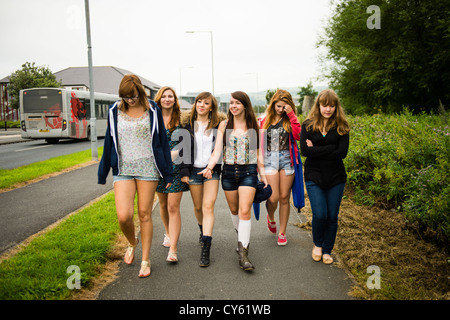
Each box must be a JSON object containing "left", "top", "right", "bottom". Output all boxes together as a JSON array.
[
  {"left": 344, "top": 111, "right": 449, "bottom": 247},
  {"left": 0, "top": 121, "right": 20, "bottom": 128}
]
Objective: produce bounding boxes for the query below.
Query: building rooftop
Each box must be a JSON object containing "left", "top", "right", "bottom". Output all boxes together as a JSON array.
[{"left": 53, "top": 66, "right": 160, "bottom": 95}]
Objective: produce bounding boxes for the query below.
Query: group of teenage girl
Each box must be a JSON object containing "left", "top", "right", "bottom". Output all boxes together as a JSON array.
[{"left": 98, "top": 74, "right": 350, "bottom": 278}]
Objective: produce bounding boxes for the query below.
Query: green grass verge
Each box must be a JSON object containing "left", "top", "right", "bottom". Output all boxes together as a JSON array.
[
  {"left": 0, "top": 148, "right": 103, "bottom": 190},
  {"left": 0, "top": 191, "right": 119, "bottom": 300}
]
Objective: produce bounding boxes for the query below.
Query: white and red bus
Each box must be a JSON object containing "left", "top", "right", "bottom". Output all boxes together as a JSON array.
[{"left": 20, "top": 88, "right": 118, "bottom": 143}]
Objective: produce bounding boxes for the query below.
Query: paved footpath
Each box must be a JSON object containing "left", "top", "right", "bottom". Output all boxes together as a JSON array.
[
  {"left": 0, "top": 164, "right": 112, "bottom": 254},
  {"left": 98, "top": 182, "right": 355, "bottom": 302}
]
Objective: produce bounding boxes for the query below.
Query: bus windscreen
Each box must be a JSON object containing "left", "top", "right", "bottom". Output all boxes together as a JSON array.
[{"left": 23, "top": 89, "right": 62, "bottom": 113}]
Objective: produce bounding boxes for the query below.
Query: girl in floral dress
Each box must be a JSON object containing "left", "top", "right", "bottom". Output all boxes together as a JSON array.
[{"left": 155, "top": 87, "right": 189, "bottom": 263}]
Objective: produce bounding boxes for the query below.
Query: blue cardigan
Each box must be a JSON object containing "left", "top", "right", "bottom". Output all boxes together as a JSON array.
[{"left": 97, "top": 99, "right": 173, "bottom": 185}]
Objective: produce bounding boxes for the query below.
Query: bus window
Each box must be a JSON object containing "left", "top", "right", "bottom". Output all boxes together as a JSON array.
[
  {"left": 23, "top": 89, "right": 62, "bottom": 113},
  {"left": 95, "top": 101, "right": 102, "bottom": 119},
  {"left": 84, "top": 100, "right": 91, "bottom": 120}
]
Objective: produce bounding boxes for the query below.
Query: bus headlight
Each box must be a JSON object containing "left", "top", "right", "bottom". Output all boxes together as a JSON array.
[
  {"left": 62, "top": 119, "right": 67, "bottom": 131},
  {"left": 21, "top": 120, "right": 26, "bottom": 132}
]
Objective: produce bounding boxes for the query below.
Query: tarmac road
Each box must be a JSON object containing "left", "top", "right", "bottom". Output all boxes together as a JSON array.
[{"left": 0, "top": 128, "right": 104, "bottom": 169}]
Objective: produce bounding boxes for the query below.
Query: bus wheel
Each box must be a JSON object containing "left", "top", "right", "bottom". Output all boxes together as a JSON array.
[{"left": 45, "top": 138, "right": 59, "bottom": 144}]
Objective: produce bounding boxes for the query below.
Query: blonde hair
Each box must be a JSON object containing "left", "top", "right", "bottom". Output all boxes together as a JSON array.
[
  {"left": 154, "top": 86, "right": 181, "bottom": 132},
  {"left": 306, "top": 89, "right": 350, "bottom": 135},
  {"left": 189, "top": 92, "right": 220, "bottom": 132},
  {"left": 263, "top": 89, "right": 296, "bottom": 133}
]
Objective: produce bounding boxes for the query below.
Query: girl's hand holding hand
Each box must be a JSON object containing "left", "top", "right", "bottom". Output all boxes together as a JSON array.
[{"left": 199, "top": 167, "right": 213, "bottom": 179}]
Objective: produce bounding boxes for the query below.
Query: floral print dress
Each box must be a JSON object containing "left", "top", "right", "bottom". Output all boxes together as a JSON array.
[{"left": 156, "top": 125, "right": 189, "bottom": 193}]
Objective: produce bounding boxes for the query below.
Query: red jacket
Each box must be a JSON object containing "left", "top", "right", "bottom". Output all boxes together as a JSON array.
[{"left": 258, "top": 110, "right": 301, "bottom": 166}]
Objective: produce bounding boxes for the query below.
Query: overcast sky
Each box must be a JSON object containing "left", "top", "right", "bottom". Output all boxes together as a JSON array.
[{"left": 0, "top": 0, "right": 334, "bottom": 95}]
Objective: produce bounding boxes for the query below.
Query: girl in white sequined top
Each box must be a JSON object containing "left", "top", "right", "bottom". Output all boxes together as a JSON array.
[{"left": 99, "top": 74, "right": 172, "bottom": 278}]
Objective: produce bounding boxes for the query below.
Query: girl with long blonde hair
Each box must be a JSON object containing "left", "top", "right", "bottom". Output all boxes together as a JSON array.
[
  {"left": 154, "top": 86, "right": 189, "bottom": 263},
  {"left": 259, "top": 89, "right": 301, "bottom": 245},
  {"left": 180, "top": 92, "right": 227, "bottom": 267}
]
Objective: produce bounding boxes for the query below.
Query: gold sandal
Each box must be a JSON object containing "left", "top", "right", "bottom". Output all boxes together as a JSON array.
[
  {"left": 124, "top": 237, "right": 138, "bottom": 265},
  {"left": 166, "top": 251, "right": 178, "bottom": 263},
  {"left": 139, "top": 260, "right": 151, "bottom": 278}
]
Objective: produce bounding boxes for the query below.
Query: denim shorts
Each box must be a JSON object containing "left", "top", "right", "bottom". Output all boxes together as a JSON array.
[
  {"left": 221, "top": 164, "right": 258, "bottom": 191},
  {"left": 113, "top": 175, "right": 159, "bottom": 185},
  {"left": 189, "top": 166, "right": 220, "bottom": 185},
  {"left": 264, "top": 150, "right": 294, "bottom": 175}
]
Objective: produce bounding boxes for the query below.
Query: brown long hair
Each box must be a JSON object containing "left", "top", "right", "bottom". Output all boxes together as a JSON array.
[
  {"left": 224, "top": 91, "right": 260, "bottom": 147},
  {"left": 305, "top": 89, "right": 350, "bottom": 135},
  {"left": 189, "top": 92, "right": 220, "bottom": 132},
  {"left": 118, "top": 74, "right": 150, "bottom": 111},
  {"left": 154, "top": 86, "right": 181, "bottom": 132},
  {"left": 263, "top": 89, "right": 296, "bottom": 132}
]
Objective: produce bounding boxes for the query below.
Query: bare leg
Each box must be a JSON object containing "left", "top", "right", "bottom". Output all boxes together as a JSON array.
[
  {"left": 278, "top": 170, "right": 295, "bottom": 235},
  {"left": 136, "top": 180, "right": 158, "bottom": 263},
  {"left": 167, "top": 192, "right": 183, "bottom": 254},
  {"left": 114, "top": 180, "right": 137, "bottom": 250}
]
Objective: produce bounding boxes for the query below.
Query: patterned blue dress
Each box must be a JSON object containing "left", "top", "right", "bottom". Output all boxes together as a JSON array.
[{"left": 156, "top": 125, "right": 189, "bottom": 193}]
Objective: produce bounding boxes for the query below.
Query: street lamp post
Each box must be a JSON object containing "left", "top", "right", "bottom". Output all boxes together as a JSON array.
[
  {"left": 84, "top": 0, "right": 97, "bottom": 160},
  {"left": 185, "top": 31, "right": 215, "bottom": 96}
]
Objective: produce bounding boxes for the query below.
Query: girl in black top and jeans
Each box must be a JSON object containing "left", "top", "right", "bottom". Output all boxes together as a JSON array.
[{"left": 300, "top": 89, "right": 350, "bottom": 265}]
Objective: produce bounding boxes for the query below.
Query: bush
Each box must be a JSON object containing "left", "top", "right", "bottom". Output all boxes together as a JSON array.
[
  {"left": 0, "top": 121, "right": 20, "bottom": 128},
  {"left": 344, "top": 110, "right": 449, "bottom": 248}
]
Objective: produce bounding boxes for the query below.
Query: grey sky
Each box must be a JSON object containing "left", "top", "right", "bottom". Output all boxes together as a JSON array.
[{"left": 0, "top": 0, "right": 333, "bottom": 95}]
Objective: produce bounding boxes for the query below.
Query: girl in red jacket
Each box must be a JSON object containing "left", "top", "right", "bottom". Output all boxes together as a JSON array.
[{"left": 259, "top": 89, "right": 301, "bottom": 245}]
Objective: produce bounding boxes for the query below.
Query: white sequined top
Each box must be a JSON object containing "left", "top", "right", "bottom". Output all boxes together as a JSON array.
[{"left": 117, "top": 109, "right": 159, "bottom": 178}]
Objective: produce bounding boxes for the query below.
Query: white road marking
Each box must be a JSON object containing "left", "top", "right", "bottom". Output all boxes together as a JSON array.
[{"left": 15, "top": 145, "right": 52, "bottom": 152}]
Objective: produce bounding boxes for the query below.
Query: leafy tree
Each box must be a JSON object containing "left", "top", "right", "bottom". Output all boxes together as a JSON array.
[
  {"left": 265, "top": 89, "right": 277, "bottom": 105},
  {"left": 298, "top": 81, "right": 318, "bottom": 106},
  {"left": 318, "top": 0, "right": 450, "bottom": 114},
  {"left": 8, "top": 62, "right": 61, "bottom": 109}
]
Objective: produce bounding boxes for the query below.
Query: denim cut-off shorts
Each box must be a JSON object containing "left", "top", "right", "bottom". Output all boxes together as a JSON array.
[
  {"left": 221, "top": 164, "right": 258, "bottom": 191},
  {"left": 189, "top": 166, "right": 220, "bottom": 185},
  {"left": 264, "top": 150, "right": 294, "bottom": 176},
  {"left": 113, "top": 175, "right": 159, "bottom": 185}
]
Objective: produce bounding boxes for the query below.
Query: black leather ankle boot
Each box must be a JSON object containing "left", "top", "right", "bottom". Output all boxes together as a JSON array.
[{"left": 199, "top": 239, "right": 211, "bottom": 267}]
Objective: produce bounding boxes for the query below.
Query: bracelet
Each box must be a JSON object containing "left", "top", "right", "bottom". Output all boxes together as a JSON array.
[{"left": 206, "top": 167, "right": 213, "bottom": 173}]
